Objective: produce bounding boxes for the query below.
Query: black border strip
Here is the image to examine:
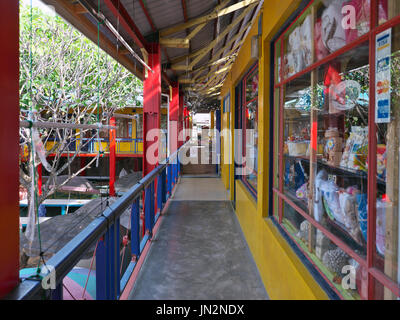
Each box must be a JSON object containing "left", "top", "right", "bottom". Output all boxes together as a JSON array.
[{"left": 266, "top": 0, "right": 341, "bottom": 301}]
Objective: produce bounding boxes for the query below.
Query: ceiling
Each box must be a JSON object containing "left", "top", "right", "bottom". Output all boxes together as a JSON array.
[{"left": 41, "top": 0, "right": 263, "bottom": 112}]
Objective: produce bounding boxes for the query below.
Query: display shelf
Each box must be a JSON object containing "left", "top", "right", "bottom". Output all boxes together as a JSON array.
[
  {"left": 283, "top": 187, "right": 309, "bottom": 212},
  {"left": 284, "top": 154, "right": 386, "bottom": 187},
  {"left": 281, "top": 218, "right": 361, "bottom": 300},
  {"left": 323, "top": 215, "right": 366, "bottom": 254}
]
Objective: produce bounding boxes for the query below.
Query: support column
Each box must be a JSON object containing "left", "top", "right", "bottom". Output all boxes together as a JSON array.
[
  {"left": 178, "top": 95, "right": 184, "bottom": 148},
  {"left": 184, "top": 107, "right": 190, "bottom": 142},
  {"left": 0, "top": 2, "right": 19, "bottom": 298},
  {"left": 169, "top": 82, "right": 179, "bottom": 155},
  {"left": 143, "top": 42, "right": 161, "bottom": 176},
  {"left": 109, "top": 117, "right": 116, "bottom": 197},
  {"left": 37, "top": 164, "right": 43, "bottom": 196}
]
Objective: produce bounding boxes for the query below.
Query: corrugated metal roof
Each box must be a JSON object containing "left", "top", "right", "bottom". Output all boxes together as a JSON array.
[{"left": 54, "top": 0, "right": 262, "bottom": 110}]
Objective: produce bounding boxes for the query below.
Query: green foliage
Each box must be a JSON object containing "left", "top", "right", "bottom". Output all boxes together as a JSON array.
[{"left": 19, "top": 4, "right": 142, "bottom": 115}]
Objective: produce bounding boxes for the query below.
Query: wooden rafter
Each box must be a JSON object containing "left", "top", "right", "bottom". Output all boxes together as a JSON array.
[
  {"left": 180, "top": 22, "right": 250, "bottom": 76},
  {"left": 172, "top": 4, "right": 256, "bottom": 71},
  {"left": 160, "top": 0, "right": 259, "bottom": 37}
]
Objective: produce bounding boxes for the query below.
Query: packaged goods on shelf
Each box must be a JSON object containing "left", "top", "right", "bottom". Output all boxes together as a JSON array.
[
  {"left": 322, "top": 247, "right": 350, "bottom": 275},
  {"left": 321, "top": 179, "right": 345, "bottom": 224},
  {"left": 377, "top": 144, "right": 387, "bottom": 181},
  {"left": 296, "top": 182, "right": 309, "bottom": 200},
  {"left": 340, "top": 126, "right": 368, "bottom": 171},
  {"left": 324, "top": 127, "right": 343, "bottom": 166},
  {"left": 314, "top": 169, "right": 328, "bottom": 222},
  {"left": 287, "top": 141, "right": 309, "bottom": 156},
  {"left": 339, "top": 188, "right": 364, "bottom": 244},
  {"left": 376, "top": 199, "right": 387, "bottom": 256}
]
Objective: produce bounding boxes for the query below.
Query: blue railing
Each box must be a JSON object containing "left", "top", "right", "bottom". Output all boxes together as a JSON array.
[{"left": 9, "top": 144, "right": 184, "bottom": 300}]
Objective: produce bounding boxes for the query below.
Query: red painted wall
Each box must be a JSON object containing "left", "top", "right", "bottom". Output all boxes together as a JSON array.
[{"left": 0, "top": 2, "right": 20, "bottom": 298}]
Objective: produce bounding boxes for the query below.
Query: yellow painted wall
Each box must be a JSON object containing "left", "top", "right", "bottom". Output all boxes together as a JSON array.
[{"left": 220, "top": 0, "right": 330, "bottom": 299}]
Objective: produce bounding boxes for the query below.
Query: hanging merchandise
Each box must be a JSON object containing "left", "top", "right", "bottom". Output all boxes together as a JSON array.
[
  {"left": 295, "top": 89, "right": 311, "bottom": 111},
  {"left": 343, "top": 0, "right": 388, "bottom": 44},
  {"left": 288, "top": 26, "right": 303, "bottom": 74},
  {"left": 314, "top": 169, "right": 328, "bottom": 222},
  {"left": 329, "top": 80, "right": 362, "bottom": 111},
  {"left": 285, "top": 14, "right": 313, "bottom": 77},
  {"left": 321, "top": 0, "right": 347, "bottom": 54},
  {"left": 300, "top": 14, "right": 313, "bottom": 68},
  {"left": 315, "top": 18, "right": 330, "bottom": 60},
  {"left": 323, "top": 62, "right": 342, "bottom": 114}
]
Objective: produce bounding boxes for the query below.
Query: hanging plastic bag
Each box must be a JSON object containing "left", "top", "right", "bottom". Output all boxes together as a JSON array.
[
  {"left": 32, "top": 127, "right": 52, "bottom": 172},
  {"left": 25, "top": 152, "right": 37, "bottom": 244}
]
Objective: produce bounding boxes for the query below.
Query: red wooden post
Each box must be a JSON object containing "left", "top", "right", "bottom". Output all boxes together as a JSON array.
[
  {"left": 178, "top": 95, "right": 184, "bottom": 148},
  {"left": 37, "top": 164, "right": 42, "bottom": 196},
  {"left": 0, "top": 2, "right": 19, "bottom": 298},
  {"left": 142, "top": 42, "right": 161, "bottom": 176},
  {"left": 109, "top": 117, "right": 116, "bottom": 197},
  {"left": 169, "top": 82, "right": 179, "bottom": 155},
  {"left": 80, "top": 157, "right": 86, "bottom": 176}
]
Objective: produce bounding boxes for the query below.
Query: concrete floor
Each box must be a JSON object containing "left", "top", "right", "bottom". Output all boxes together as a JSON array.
[{"left": 128, "top": 178, "right": 268, "bottom": 300}]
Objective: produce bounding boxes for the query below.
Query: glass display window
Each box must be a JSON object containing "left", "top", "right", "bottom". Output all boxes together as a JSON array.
[
  {"left": 239, "top": 64, "right": 259, "bottom": 195},
  {"left": 273, "top": 0, "right": 400, "bottom": 299}
]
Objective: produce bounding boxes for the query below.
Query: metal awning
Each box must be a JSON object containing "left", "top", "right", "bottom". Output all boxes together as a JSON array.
[{"left": 41, "top": 0, "right": 263, "bottom": 112}]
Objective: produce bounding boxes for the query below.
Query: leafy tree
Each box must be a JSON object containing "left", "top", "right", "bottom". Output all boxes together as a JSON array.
[{"left": 19, "top": 4, "right": 142, "bottom": 240}]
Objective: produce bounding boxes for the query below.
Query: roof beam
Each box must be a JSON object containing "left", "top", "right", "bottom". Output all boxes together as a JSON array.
[
  {"left": 104, "top": 0, "right": 149, "bottom": 52},
  {"left": 185, "top": 4, "right": 256, "bottom": 70},
  {"left": 73, "top": 3, "right": 88, "bottom": 14},
  {"left": 160, "top": 22, "right": 206, "bottom": 49},
  {"left": 160, "top": 0, "right": 259, "bottom": 37},
  {"left": 160, "top": 38, "right": 190, "bottom": 48},
  {"left": 138, "top": 0, "right": 157, "bottom": 31}
]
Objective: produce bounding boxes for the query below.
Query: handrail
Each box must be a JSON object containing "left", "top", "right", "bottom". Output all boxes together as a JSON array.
[{"left": 8, "top": 142, "right": 186, "bottom": 300}]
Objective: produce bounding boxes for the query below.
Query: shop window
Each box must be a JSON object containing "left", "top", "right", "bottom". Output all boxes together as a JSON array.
[
  {"left": 136, "top": 114, "right": 143, "bottom": 139},
  {"left": 116, "top": 118, "right": 129, "bottom": 138},
  {"left": 239, "top": 64, "right": 259, "bottom": 195},
  {"left": 273, "top": 0, "right": 400, "bottom": 299},
  {"left": 223, "top": 95, "right": 230, "bottom": 113}
]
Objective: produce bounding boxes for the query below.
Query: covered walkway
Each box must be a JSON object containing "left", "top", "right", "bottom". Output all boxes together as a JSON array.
[{"left": 128, "top": 174, "right": 268, "bottom": 300}]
